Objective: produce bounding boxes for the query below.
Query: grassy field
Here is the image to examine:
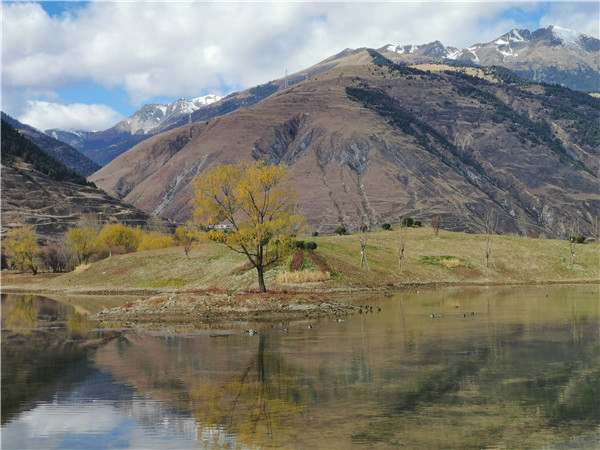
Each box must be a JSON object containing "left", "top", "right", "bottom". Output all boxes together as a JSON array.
[{"left": 5, "top": 227, "right": 598, "bottom": 297}]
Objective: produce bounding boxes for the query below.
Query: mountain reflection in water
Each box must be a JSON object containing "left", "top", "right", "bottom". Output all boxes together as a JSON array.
[{"left": 1, "top": 286, "right": 599, "bottom": 449}]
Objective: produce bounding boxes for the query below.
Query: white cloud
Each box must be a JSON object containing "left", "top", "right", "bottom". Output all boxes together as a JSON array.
[
  {"left": 2, "top": 1, "right": 598, "bottom": 131},
  {"left": 20, "top": 100, "right": 123, "bottom": 131},
  {"left": 539, "top": 2, "right": 600, "bottom": 38}
]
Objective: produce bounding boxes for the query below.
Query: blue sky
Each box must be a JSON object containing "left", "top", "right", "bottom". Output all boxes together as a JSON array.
[{"left": 2, "top": 1, "right": 598, "bottom": 131}]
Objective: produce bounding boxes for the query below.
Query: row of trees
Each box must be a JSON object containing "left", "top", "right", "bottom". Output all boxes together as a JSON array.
[{"left": 2, "top": 220, "right": 187, "bottom": 275}]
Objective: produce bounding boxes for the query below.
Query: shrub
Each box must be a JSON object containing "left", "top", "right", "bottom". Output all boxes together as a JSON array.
[
  {"left": 413, "top": 220, "right": 422, "bottom": 227},
  {"left": 382, "top": 223, "right": 391, "bottom": 230},
  {"left": 334, "top": 226, "right": 347, "bottom": 235},
  {"left": 402, "top": 217, "right": 414, "bottom": 227},
  {"left": 360, "top": 225, "right": 368, "bottom": 233},
  {"left": 570, "top": 234, "right": 586, "bottom": 244},
  {"left": 305, "top": 241, "right": 317, "bottom": 250},
  {"left": 137, "top": 231, "right": 174, "bottom": 251},
  {"left": 294, "top": 240, "right": 306, "bottom": 249},
  {"left": 311, "top": 231, "right": 319, "bottom": 237}
]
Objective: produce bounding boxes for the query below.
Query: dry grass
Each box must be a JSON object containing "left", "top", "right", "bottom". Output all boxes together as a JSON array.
[
  {"left": 277, "top": 270, "right": 331, "bottom": 284},
  {"left": 74, "top": 263, "right": 91, "bottom": 273}
]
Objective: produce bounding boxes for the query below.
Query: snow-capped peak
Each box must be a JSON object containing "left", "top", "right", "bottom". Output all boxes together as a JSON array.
[
  {"left": 550, "top": 25, "right": 584, "bottom": 47},
  {"left": 125, "top": 94, "right": 222, "bottom": 135}
]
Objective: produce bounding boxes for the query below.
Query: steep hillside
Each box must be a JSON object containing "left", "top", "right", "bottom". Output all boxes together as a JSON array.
[
  {"left": 1, "top": 120, "right": 153, "bottom": 242},
  {"left": 1, "top": 113, "right": 100, "bottom": 177},
  {"left": 90, "top": 50, "right": 599, "bottom": 238}
]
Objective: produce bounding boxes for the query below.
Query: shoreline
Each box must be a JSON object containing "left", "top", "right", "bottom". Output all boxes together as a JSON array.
[{"left": 3, "top": 272, "right": 598, "bottom": 326}]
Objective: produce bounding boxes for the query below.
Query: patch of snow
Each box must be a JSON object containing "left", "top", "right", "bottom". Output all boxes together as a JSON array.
[{"left": 551, "top": 25, "right": 582, "bottom": 47}]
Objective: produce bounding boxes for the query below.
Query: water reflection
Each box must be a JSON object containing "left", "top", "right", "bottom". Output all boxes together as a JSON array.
[{"left": 2, "top": 286, "right": 599, "bottom": 449}]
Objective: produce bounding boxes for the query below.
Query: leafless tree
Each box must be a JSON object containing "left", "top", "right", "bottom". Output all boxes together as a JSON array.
[
  {"left": 431, "top": 215, "right": 442, "bottom": 237},
  {"left": 592, "top": 216, "right": 599, "bottom": 243},
  {"left": 484, "top": 211, "right": 498, "bottom": 269},
  {"left": 397, "top": 223, "right": 408, "bottom": 274},
  {"left": 568, "top": 219, "right": 579, "bottom": 266},
  {"left": 358, "top": 227, "right": 370, "bottom": 271},
  {"left": 78, "top": 212, "right": 103, "bottom": 233}
]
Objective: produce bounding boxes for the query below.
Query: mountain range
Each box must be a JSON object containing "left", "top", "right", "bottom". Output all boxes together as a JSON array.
[
  {"left": 46, "top": 94, "right": 221, "bottom": 166},
  {"left": 89, "top": 47, "right": 599, "bottom": 238},
  {"left": 47, "top": 26, "right": 599, "bottom": 169},
  {"left": 5, "top": 25, "right": 598, "bottom": 241},
  {"left": 380, "top": 25, "right": 599, "bottom": 92}
]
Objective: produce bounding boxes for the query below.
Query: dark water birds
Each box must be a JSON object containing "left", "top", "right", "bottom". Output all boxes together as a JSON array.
[
  {"left": 358, "top": 308, "right": 363, "bottom": 314},
  {"left": 377, "top": 306, "right": 381, "bottom": 312}
]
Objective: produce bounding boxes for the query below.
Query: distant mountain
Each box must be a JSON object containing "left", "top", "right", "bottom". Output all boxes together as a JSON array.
[
  {"left": 89, "top": 49, "right": 599, "bottom": 239},
  {"left": 380, "top": 26, "right": 599, "bottom": 91},
  {"left": 1, "top": 119, "right": 154, "bottom": 242},
  {"left": 1, "top": 113, "right": 100, "bottom": 177},
  {"left": 47, "top": 95, "right": 221, "bottom": 166}
]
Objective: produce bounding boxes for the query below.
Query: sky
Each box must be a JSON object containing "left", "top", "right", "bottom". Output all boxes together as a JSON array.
[{"left": 2, "top": 1, "right": 599, "bottom": 132}]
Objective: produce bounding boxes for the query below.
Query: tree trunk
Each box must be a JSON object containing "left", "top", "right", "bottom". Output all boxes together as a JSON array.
[{"left": 256, "top": 265, "right": 266, "bottom": 293}]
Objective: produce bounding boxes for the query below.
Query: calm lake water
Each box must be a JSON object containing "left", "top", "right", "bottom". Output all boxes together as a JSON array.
[{"left": 2, "top": 286, "right": 599, "bottom": 449}]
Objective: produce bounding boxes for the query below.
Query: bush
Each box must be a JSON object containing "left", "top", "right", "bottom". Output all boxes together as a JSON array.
[
  {"left": 97, "top": 223, "right": 142, "bottom": 253},
  {"left": 382, "top": 223, "right": 391, "bottom": 230},
  {"left": 306, "top": 241, "right": 317, "bottom": 250},
  {"left": 413, "top": 220, "right": 422, "bottom": 227},
  {"left": 294, "top": 240, "right": 306, "bottom": 249},
  {"left": 402, "top": 217, "right": 414, "bottom": 227},
  {"left": 311, "top": 231, "right": 319, "bottom": 237},
  {"left": 137, "top": 231, "right": 174, "bottom": 251},
  {"left": 334, "top": 226, "right": 347, "bottom": 235},
  {"left": 569, "top": 234, "right": 586, "bottom": 244}
]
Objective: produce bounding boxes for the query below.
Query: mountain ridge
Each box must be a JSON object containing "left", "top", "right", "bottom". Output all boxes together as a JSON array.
[{"left": 89, "top": 49, "right": 599, "bottom": 238}]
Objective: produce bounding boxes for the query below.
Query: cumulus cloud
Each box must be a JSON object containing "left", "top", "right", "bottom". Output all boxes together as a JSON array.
[
  {"left": 20, "top": 101, "right": 123, "bottom": 131},
  {"left": 2, "top": 1, "right": 597, "bottom": 131}
]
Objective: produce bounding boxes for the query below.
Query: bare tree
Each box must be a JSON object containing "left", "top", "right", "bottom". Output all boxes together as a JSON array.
[
  {"left": 568, "top": 219, "right": 579, "bottom": 266},
  {"left": 484, "top": 211, "right": 498, "bottom": 269},
  {"left": 78, "top": 212, "right": 103, "bottom": 234},
  {"left": 592, "top": 215, "right": 599, "bottom": 243},
  {"left": 431, "top": 215, "right": 442, "bottom": 237},
  {"left": 357, "top": 225, "right": 370, "bottom": 271},
  {"left": 397, "top": 223, "right": 407, "bottom": 274}
]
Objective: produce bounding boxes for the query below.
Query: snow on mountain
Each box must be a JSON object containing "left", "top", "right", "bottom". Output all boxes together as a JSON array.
[
  {"left": 124, "top": 95, "right": 222, "bottom": 135},
  {"left": 381, "top": 25, "right": 597, "bottom": 63}
]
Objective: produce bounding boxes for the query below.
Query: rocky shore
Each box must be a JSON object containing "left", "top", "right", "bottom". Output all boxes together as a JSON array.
[{"left": 94, "top": 290, "right": 356, "bottom": 326}]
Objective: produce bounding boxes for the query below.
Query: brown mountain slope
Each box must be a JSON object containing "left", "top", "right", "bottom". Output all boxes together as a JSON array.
[
  {"left": 90, "top": 50, "right": 599, "bottom": 238},
  {"left": 1, "top": 161, "right": 153, "bottom": 243}
]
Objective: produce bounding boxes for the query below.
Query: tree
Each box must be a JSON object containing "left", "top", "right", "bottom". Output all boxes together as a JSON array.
[
  {"left": 66, "top": 226, "right": 97, "bottom": 263},
  {"left": 483, "top": 211, "right": 498, "bottom": 268},
  {"left": 4, "top": 225, "right": 39, "bottom": 274},
  {"left": 97, "top": 223, "right": 142, "bottom": 254},
  {"left": 397, "top": 224, "right": 407, "bottom": 274},
  {"left": 382, "top": 223, "right": 391, "bottom": 231},
  {"left": 431, "top": 215, "right": 442, "bottom": 237},
  {"left": 191, "top": 161, "right": 304, "bottom": 292},
  {"left": 173, "top": 225, "right": 195, "bottom": 258},
  {"left": 334, "top": 226, "right": 346, "bottom": 235},
  {"left": 402, "top": 217, "right": 414, "bottom": 227}
]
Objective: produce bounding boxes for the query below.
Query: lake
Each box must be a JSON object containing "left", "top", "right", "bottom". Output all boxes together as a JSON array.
[{"left": 2, "top": 286, "right": 599, "bottom": 449}]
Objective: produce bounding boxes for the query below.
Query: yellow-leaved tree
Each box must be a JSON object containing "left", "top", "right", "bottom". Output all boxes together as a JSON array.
[
  {"left": 191, "top": 161, "right": 304, "bottom": 292},
  {"left": 3, "top": 225, "right": 39, "bottom": 274}
]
